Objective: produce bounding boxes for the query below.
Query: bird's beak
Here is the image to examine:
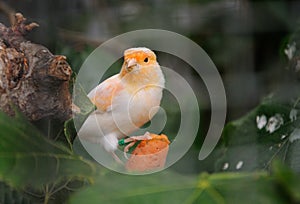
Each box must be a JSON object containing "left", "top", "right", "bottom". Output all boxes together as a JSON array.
[{"left": 126, "top": 58, "right": 137, "bottom": 72}]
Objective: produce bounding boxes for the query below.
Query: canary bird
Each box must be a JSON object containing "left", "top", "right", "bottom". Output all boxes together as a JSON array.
[{"left": 78, "top": 47, "right": 165, "bottom": 161}]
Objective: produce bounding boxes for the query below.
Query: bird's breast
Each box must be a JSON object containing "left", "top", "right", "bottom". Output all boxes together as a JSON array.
[
  {"left": 111, "top": 85, "right": 163, "bottom": 134},
  {"left": 129, "top": 86, "right": 163, "bottom": 121}
]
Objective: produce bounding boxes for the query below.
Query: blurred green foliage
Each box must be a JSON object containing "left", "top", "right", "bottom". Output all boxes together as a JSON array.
[
  {"left": 213, "top": 89, "right": 300, "bottom": 173},
  {"left": 70, "top": 163, "right": 297, "bottom": 204},
  {"left": 0, "top": 111, "right": 98, "bottom": 203},
  {"left": 1, "top": 0, "right": 300, "bottom": 203}
]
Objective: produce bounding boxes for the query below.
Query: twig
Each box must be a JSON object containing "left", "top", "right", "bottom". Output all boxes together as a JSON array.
[
  {"left": 58, "top": 28, "right": 103, "bottom": 47},
  {"left": 23, "top": 189, "right": 44, "bottom": 198},
  {"left": 43, "top": 185, "right": 50, "bottom": 204},
  {"left": 58, "top": 28, "right": 129, "bottom": 54},
  {"left": 0, "top": 1, "right": 15, "bottom": 25}
]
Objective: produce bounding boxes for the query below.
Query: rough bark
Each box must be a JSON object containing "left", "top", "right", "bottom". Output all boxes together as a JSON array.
[{"left": 0, "top": 13, "right": 72, "bottom": 121}]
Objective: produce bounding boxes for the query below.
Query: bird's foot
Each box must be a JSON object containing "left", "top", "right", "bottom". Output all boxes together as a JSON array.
[{"left": 120, "top": 132, "right": 153, "bottom": 159}]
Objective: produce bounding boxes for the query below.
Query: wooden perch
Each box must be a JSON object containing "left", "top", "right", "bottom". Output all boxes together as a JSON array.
[
  {"left": 125, "top": 133, "right": 170, "bottom": 172},
  {"left": 0, "top": 13, "right": 72, "bottom": 121}
]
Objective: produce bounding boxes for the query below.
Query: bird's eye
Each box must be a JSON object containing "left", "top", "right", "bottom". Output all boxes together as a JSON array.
[{"left": 144, "top": 57, "right": 149, "bottom": 63}]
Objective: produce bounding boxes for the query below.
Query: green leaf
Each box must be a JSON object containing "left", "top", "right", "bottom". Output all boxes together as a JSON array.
[
  {"left": 64, "top": 118, "right": 77, "bottom": 151},
  {"left": 0, "top": 182, "right": 33, "bottom": 204},
  {"left": 272, "top": 161, "right": 300, "bottom": 202},
  {"left": 0, "top": 111, "right": 97, "bottom": 188},
  {"left": 191, "top": 172, "right": 284, "bottom": 204},
  {"left": 213, "top": 96, "right": 300, "bottom": 172},
  {"left": 68, "top": 170, "right": 286, "bottom": 204},
  {"left": 65, "top": 81, "right": 95, "bottom": 151},
  {"left": 64, "top": 81, "right": 95, "bottom": 152},
  {"left": 72, "top": 82, "right": 95, "bottom": 117},
  {"left": 72, "top": 137, "right": 95, "bottom": 162}
]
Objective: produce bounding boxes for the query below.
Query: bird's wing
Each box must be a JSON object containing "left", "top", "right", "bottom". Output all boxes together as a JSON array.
[{"left": 88, "top": 74, "right": 124, "bottom": 113}]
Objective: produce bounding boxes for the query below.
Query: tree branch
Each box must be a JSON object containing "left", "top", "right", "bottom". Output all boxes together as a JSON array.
[{"left": 0, "top": 13, "right": 72, "bottom": 121}]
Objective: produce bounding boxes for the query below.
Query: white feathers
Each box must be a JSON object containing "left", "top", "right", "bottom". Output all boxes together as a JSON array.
[
  {"left": 100, "top": 133, "right": 119, "bottom": 152},
  {"left": 78, "top": 47, "right": 164, "bottom": 156}
]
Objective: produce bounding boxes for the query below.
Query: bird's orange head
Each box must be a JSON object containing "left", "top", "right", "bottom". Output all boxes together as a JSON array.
[{"left": 120, "top": 48, "right": 162, "bottom": 84}]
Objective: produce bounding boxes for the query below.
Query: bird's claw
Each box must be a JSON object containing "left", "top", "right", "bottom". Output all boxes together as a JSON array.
[
  {"left": 122, "top": 132, "right": 153, "bottom": 159},
  {"left": 124, "top": 132, "right": 152, "bottom": 143}
]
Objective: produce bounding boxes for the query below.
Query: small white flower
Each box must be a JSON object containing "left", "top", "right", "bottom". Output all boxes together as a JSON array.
[
  {"left": 290, "top": 109, "right": 298, "bottom": 122},
  {"left": 236, "top": 161, "right": 243, "bottom": 170},
  {"left": 256, "top": 115, "right": 267, "bottom": 130},
  {"left": 284, "top": 42, "right": 296, "bottom": 60},
  {"left": 289, "top": 128, "right": 300, "bottom": 143},
  {"left": 281, "top": 135, "right": 287, "bottom": 140},
  {"left": 266, "top": 114, "right": 284, "bottom": 133},
  {"left": 222, "top": 162, "right": 229, "bottom": 170}
]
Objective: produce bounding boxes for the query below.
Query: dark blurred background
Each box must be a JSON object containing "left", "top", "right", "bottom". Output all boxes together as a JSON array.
[{"left": 1, "top": 0, "right": 299, "bottom": 173}]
